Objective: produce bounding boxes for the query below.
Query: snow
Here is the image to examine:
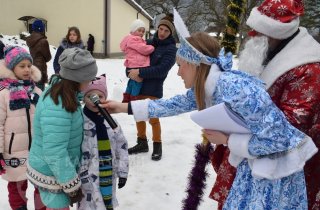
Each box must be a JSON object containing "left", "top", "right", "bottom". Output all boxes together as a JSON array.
[{"left": 0, "top": 35, "right": 218, "bottom": 209}]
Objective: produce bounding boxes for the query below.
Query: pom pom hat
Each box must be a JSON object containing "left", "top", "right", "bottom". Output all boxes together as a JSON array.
[
  {"left": 158, "top": 14, "right": 175, "bottom": 34},
  {"left": 32, "top": 19, "right": 45, "bottom": 33},
  {"left": 247, "top": 0, "right": 304, "bottom": 39},
  {"left": 4, "top": 46, "right": 33, "bottom": 70},
  {"left": 130, "top": 19, "right": 146, "bottom": 33},
  {"left": 83, "top": 74, "right": 108, "bottom": 98}
]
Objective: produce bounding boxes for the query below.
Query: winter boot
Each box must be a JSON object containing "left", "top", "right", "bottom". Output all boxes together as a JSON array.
[
  {"left": 122, "top": 93, "right": 131, "bottom": 103},
  {"left": 128, "top": 137, "right": 149, "bottom": 154},
  {"left": 151, "top": 142, "right": 162, "bottom": 161}
]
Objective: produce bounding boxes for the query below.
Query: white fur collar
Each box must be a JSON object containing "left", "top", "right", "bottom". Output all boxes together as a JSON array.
[
  {"left": 204, "top": 64, "right": 222, "bottom": 107},
  {"left": 260, "top": 27, "right": 320, "bottom": 89},
  {"left": 0, "top": 60, "right": 41, "bottom": 82}
]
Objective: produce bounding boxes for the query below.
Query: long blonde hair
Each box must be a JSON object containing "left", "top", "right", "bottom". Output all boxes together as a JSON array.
[{"left": 186, "top": 32, "right": 220, "bottom": 110}]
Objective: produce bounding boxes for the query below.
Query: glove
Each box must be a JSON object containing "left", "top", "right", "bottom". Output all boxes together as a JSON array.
[
  {"left": 118, "top": 177, "right": 127, "bottom": 189},
  {"left": 0, "top": 153, "right": 6, "bottom": 175},
  {"left": 68, "top": 189, "right": 84, "bottom": 207}
]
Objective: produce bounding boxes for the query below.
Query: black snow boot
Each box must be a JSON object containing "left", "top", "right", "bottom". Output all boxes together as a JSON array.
[
  {"left": 151, "top": 142, "right": 162, "bottom": 161},
  {"left": 128, "top": 137, "right": 149, "bottom": 154},
  {"left": 16, "top": 205, "right": 27, "bottom": 210}
]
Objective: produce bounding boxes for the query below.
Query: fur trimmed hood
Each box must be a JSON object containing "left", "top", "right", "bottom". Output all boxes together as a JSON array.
[{"left": 0, "top": 60, "right": 41, "bottom": 82}]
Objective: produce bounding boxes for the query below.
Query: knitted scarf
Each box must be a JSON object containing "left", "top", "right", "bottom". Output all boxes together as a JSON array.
[
  {"left": 0, "top": 78, "right": 39, "bottom": 110},
  {"left": 84, "top": 106, "right": 113, "bottom": 210}
]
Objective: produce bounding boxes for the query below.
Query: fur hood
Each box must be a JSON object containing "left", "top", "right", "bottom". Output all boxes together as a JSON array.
[{"left": 0, "top": 60, "right": 41, "bottom": 82}]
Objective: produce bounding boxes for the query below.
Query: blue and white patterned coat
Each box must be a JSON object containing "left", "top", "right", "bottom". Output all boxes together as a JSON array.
[
  {"left": 77, "top": 114, "right": 129, "bottom": 210},
  {"left": 130, "top": 64, "right": 318, "bottom": 209}
]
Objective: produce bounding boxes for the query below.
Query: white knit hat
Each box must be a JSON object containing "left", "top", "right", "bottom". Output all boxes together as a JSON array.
[{"left": 130, "top": 19, "right": 146, "bottom": 33}]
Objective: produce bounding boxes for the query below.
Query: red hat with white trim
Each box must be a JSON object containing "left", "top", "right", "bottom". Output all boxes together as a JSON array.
[{"left": 247, "top": 0, "right": 304, "bottom": 39}]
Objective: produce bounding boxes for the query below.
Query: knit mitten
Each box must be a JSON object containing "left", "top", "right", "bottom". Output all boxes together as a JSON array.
[
  {"left": 68, "top": 189, "right": 84, "bottom": 207},
  {"left": 0, "top": 153, "right": 6, "bottom": 175}
]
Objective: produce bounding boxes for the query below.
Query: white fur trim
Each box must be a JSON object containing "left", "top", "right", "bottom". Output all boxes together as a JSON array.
[
  {"left": 30, "top": 65, "right": 42, "bottom": 82},
  {"left": 248, "top": 136, "right": 318, "bottom": 179},
  {"left": 131, "top": 99, "right": 150, "bottom": 122},
  {"left": 228, "top": 153, "right": 244, "bottom": 168},
  {"left": 247, "top": 7, "right": 300, "bottom": 39},
  {"left": 228, "top": 133, "right": 255, "bottom": 159},
  {"left": 0, "top": 60, "right": 42, "bottom": 82},
  {"left": 204, "top": 64, "right": 221, "bottom": 107},
  {"left": 27, "top": 162, "right": 81, "bottom": 193},
  {"left": 260, "top": 27, "right": 320, "bottom": 88}
]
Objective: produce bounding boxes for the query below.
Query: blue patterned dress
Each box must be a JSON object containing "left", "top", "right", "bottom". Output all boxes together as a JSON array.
[{"left": 131, "top": 67, "right": 317, "bottom": 209}]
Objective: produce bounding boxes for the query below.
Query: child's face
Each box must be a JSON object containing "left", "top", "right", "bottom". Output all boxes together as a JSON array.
[
  {"left": 132, "top": 27, "right": 145, "bottom": 37},
  {"left": 84, "top": 90, "right": 106, "bottom": 112},
  {"left": 68, "top": 30, "right": 78, "bottom": 43},
  {"left": 13, "top": 59, "right": 32, "bottom": 80}
]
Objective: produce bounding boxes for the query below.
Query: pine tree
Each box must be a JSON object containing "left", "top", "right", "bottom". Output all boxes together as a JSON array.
[{"left": 301, "top": 0, "right": 320, "bottom": 30}]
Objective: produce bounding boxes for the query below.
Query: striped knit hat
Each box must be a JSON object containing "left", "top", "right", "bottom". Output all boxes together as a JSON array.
[{"left": 4, "top": 46, "right": 33, "bottom": 70}]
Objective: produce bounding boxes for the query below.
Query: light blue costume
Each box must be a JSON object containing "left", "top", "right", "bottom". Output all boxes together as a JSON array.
[
  {"left": 129, "top": 9, "right": 318, "bottom": 209},
  {"left": 131, "top": 65, "right": 316, "bottom": 209}
]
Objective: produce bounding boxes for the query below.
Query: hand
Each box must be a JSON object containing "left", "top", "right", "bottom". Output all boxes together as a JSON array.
[
  {"left": 99, "top": 100, "right": 128, "bottom": 114},
  {"left": 68, "top": 189, "right": 84, "bottom": 207},
  {"left": 118, "top": 177, "right": 127, "bottom": 189},
  {"left": 128, "top": 69, "right": 143, "bottom": 82},
  {"left": 203, "top": 129, "right": 229, "bottom": 145},
  {"left": 0, "top": 153, "right": 6, "bottom": 175}
]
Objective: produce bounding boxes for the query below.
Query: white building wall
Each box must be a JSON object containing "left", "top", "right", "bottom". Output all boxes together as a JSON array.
[
  {"left": 0, "top": 0, "right": 104, "bottom": 54},
  {"left": 108, "top": 0, "right": 150, "bottom": 56}
]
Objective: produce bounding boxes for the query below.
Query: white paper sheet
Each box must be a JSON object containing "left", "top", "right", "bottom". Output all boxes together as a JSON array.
[{"left": 190, "top": 103, "right": 250, "bottom": 134}]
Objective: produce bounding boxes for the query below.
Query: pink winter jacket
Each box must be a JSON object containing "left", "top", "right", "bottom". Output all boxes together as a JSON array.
[
  {"left": 0, "top": 60, "right": 42, "bottom": 182},
  {"left": 120, "top": 34, "right": 155, "bottom": 68}
]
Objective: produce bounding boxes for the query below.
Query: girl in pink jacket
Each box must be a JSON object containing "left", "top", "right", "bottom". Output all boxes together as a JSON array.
[
  {"left": 0, "top": 46, "right": 45, "bottom": 210},
  {"left": 120, "top": 19, "right": 154, "bottom": 102}
]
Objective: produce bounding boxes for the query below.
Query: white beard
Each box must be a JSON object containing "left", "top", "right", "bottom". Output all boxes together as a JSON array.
[{"left": 238, "top": 36, "right": 269, "bottom": 77}]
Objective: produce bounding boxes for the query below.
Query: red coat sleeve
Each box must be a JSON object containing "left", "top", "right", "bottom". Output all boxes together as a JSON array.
[
  {"left": 268, "top": 63, "right": 320, "bottom": 141},
  {"left": 268, "top": 63, "right": 320, "bottom": 208}
]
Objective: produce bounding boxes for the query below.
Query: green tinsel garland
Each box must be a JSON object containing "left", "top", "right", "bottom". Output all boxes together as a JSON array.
[{"left": 221, "top": 0, "right": 246, "bottom": 54}]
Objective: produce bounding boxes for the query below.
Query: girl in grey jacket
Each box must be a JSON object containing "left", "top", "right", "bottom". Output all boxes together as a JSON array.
[{"left": 79, "top": 74, "right": 129, "bottom": 210}]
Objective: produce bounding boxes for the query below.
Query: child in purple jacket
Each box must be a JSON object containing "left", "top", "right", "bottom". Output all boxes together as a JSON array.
[{"left": 120, "top": 19, "right": 154, "bottom": 102}]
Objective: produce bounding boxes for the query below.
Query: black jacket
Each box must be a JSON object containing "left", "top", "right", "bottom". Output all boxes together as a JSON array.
[{"left": 138, "top": 33, "right": 177, "bottom": 98}]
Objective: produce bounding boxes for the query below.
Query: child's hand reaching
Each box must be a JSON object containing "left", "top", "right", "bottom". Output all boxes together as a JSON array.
[
  {"left": 118, "top": 177, "right": 127, "bottom": 189},
  {"left": 0, "top": 153, "right": 6, "bottom": 175}
]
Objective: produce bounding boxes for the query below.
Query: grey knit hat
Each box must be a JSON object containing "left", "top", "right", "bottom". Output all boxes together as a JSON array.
[{"left": 59, "top": 48, "right": 98, "bottom": 83}]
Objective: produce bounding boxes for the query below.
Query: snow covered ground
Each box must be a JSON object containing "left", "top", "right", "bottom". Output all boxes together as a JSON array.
[{"left": 0, "top": 35, "right": 219, "bottom": 209}]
